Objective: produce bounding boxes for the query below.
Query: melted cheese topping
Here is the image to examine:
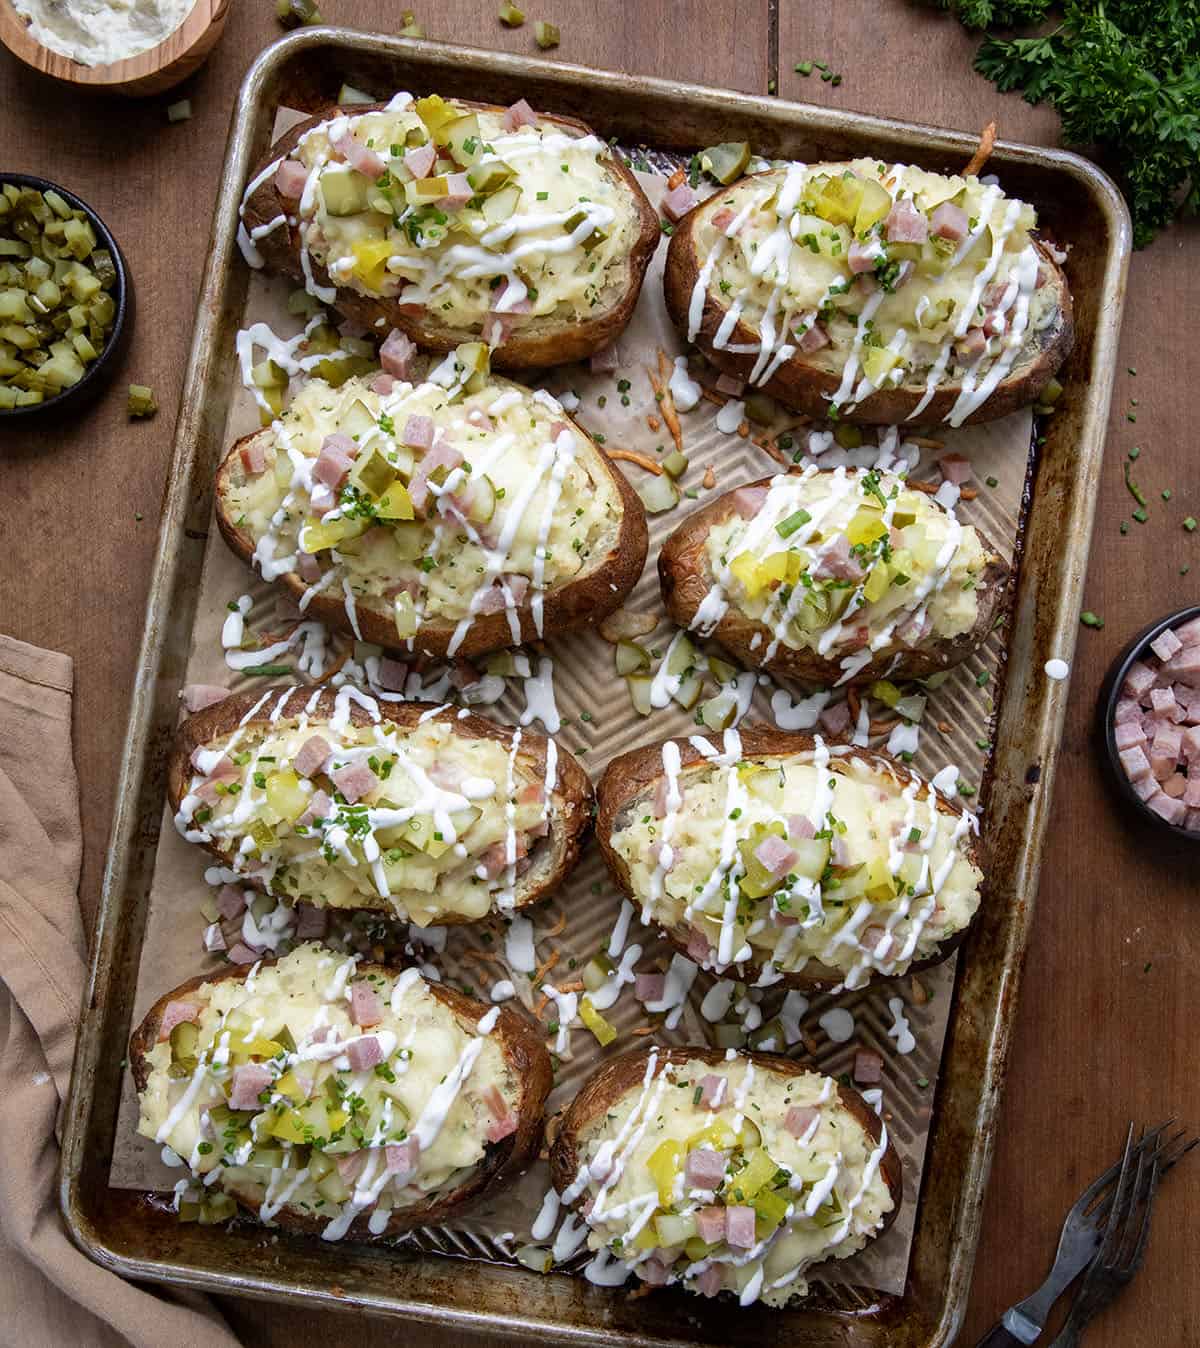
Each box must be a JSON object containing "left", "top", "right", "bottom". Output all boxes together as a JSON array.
[
  {"left": 229, "top": 374, "right": 619, "bottom": 653},
  {"left": 693, "top": 467, "right": 986, "bottom": 676},
  {"left": 174, "top": 700, "right": 550, "bottom": 924},
  {"left": 137, "top": 945, "right": 514, "bottom": 1239},
  {"left": 609, "top": 736, "right": 981, "bottom": 987},
  {"left": 567, "top": 1051, "right": 893, "bottom": 1306},
  {"left": 287, "top": 96, "right": 640, "bottom": 330},
  {"left": 693, "top": 160, "right": 1059, "bottom": 424}
]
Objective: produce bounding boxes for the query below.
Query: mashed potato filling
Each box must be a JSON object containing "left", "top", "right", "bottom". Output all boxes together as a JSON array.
[
  {"left": 137, "top": 944, "right": 515, "bottom": 1240},
  {"left": 229, "top": 373, "right": 619, "bottom": 653},
  {"left": 284, "top": 94, "right": 639, "bottom": 330},
  {"left": 692, "top": 159, "right": 1060, "bottom": 423},
  {"left": 174, "top": 701, "right": 550, "bottom": 924},
  {"left": 567, "top": 1050, "right": 894, "bottom": 1306},
  {"left": 610, "top": 733, "right": 981, "bottom": 987},
  {"left": 693, "top": 467, "right": 987, "bottom": 677}
]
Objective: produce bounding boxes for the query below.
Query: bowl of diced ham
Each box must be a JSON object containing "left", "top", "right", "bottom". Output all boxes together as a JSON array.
[{"left": 1103, "top": 606, "right": 1200, "bottom": 838}]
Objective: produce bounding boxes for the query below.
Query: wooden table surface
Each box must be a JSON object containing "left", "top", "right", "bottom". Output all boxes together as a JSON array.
[{"left": 2, "top": 3, "right": 1197, "bottom": 1344}]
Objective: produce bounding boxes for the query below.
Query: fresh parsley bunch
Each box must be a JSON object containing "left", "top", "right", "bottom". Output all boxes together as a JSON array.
[{"left": 930, "top": 1, "right": 1200, "bottom": 247}]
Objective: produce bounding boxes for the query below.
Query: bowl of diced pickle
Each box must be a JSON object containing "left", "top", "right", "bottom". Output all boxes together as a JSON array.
[{"left": 0, "top": 174, "right": 129, "bottom": 421}]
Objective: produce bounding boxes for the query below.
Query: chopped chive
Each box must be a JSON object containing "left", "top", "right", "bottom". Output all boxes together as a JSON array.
[
  {"left": 1128, "top": 446, "right": 1141, "bottom": 459},
  {"left": 1162, "top": 489, "right": 1172, "bottom": 500},
  {"left": 1120, "top": 521, "right": 1129, "bottom": 534},
  {"left": 776, "top": 508, "right": 813, "bottom": 538},
  {"left": 1123, "top": 461, "right": 1147, "bottom": 507},
  {"left": 975, "top": 670, "right": 990, "bottom": 687},
  {"left": 985, "top": 475, "right": 999, "bottom": 488},
  {"left": 1080, "top": 611, "right": 1104, "bottom": 629},
  {"left": 1132, "top": 508, "right": 1148, "bottom": 523},
  {"left": 1184, "top": 517, "right": 1197, "bottom": 532},
  {"left": 794, "top": 61, "right": 813, "bottom": 75},
  {"left": 242, "top": 664, "right": 292, "bottom": 676}
]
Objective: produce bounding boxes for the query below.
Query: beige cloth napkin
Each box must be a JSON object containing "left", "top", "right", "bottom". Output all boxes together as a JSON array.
[{"left": 0, "top": 635, "right": 239, "bottom": 1348}]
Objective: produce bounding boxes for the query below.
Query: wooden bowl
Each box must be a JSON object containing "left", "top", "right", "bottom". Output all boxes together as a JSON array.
[{"left": 0, "top": 0, "right": 230, "bottom": 97}]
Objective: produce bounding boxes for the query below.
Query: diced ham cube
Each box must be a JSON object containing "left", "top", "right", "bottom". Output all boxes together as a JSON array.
[
  {"left": 939, "top": 453, "right": 972, "bottom": 486},
  {"left": 785, "top": 1105, "right": 819, "bottom": 1138},
  {"left": 503, "top": 98, "right": 538, "bottom": 131},
  {"left": 662, "top": 183, "right": 700, "bottom": 222},
  {"left": 294, "top": 901, "right": 328, "bottom": 938},
  {"left": 229, "top": 1063, "right": 273, "bottom": 1110},
  {"left": 227, "top": 941, "right": 262, "bottom": 965},
  {"left": 404, "top": 143, "right": 436, "bottom": 179},
  {"left": 956, "top": 327, "right": 988, "bottom": 361},
  {"left": 1114, "top": 720, "right": 1146, "bottom": 750},
  {"left": 885, "top": 199, "right": 928, "bottom": 244},
  {"left": 440, "top": 172, "right": 473, "bottom": 208},
  {"left": 1151, "top": 724, "right": 1182, "bottom": 759},
  {"left": 731, "top": 485, "right": 768, "bottom": 519},
  {"left": 482, "top": 311, "right": 515, "bottom": 348},
  {"left": 380, "top": 328, "right": 417, "bottom": 379},
  {"left": 696, "top": 1264, "right": 724, "bottom": 1298},
  {"left": 1150, "top": 687, "right": 1179, "bottom": 718},
  {"left": 1150, "top": 628, "right": 1183, "bottom": 663},
  {"left": 686, "top": 928, "right": 712, "bottom": 964},
  {"left": 376, "top": 657, "right": 408, "bottom": 692},
  {"left": 798, "top": 322, "right": 830, "bottom": 353},
  {"left": 635, "top": 973, "right": 665, "bottom": 1004},
  {"left": 331, "top": 760, "right": 379, "bottom": 804},
  {"left": 754, "top": 834, "right": 798, "bottom": 876},
  {"left": 847, "top": 239, "right": 877, "bottom": 274},
  {"left": 1120, "top": 744, "right": 1153, "bottom": 781},
  {"left": 346, "top": 1035, "right": 383, "bottom": 1071},
  {"left": 1130, "top": 773, "right": 1158, "bottom": 803},
  {"left": 818, "top": 700, "right": 852, "bottom": 737},
  {"left": 1123, "top": 661, "right": 1158, "bottom": 699},
  {"left": 811, "top": 534, "right": 864, "bottom": 582},
  {"left": 337, "top": 1150, "right": 368, "bottom": 1182},
  {"left": 157, "top": 999, "right": 202, "bottom": 1041},
  {"left": 476, "top": 575, "right": 530, "bottom": 614},
  {"left": 298, "top": 789, "right": 333, "bottom": 828},
  {"left": 332, "top": 130, "right": 386, "bottom": 180},
  {"left": 714, "top": 373, "right": 745, "bottom": 396},
  {"left": 182, "top": 684, "right": 230, "bottom": 713},
  {"left": 386, "top": 1138, "right": 420, "bottom": 1177},
  {"left": 1115, "top": 698, "right": 1143, "bottom": 725},
  {"left": 698, "top": 1074, "right": 726, "bottom": 1109},
  {"left": 1174, "top": 616, "right": 1200, "bottom": 645},
  {"left": 408, "top": 439, "right": 464, "bottom": 513},
  {"left": 853, "top": 1048, "right": 884, "bottom": 1085},
  {"left": 685, "top": 1147, "right": 726, "bottom": 1191},
  {"left": 1164, "top": 647, "right": 1200, "bottom": 686},
  {"left": 1187, "top": 774, "right": 1200, "bottom": 808},
  {"left": 589, "top": 343, "right": 619, "bottom": 372},
  {"left": 1188, "top": 809, "right": 1200, "bottom": 830},
  {"left": 1182, "top": 726, "right": 1200, "bottom": 760},
  {"left": 1163, "top": 773, "right": 1188, "bottom": 799},
  {"left": 400, "top": 414, "right": 435, "bottom": 453},
  {"left": 1151, "top": 755, "right": 1177, "bottom": 782},
  {"left": 695, "top": 1204, "right": 726, "bottom": 1245},
  {"left": 725, "top": 1205, "right": 756, "bottom": 1249},
  {"left": 297, "top": 552, "right": 322, "bottom": 582},
  {"left": 788, "top": 814, "right": 816, "bottom": 840},
  {"left": 313, "top": 433, "right": 358, "bottom": 489},
  {"left": 641, "top": 1257, "right": 672, "bottom": 1286},
  {"left": 1147, "top": 791, "right": 1187, "bottom": 826},
  {"left": 350, "top": 980, "right": 383, "bottom": 1028},
  {"left": 240, "top": 440, "right": 275, "bottom": 476},
  {"left": 370, "top": 373, "right": 395, "bottom": 396},
  {"left": 216, "top": 884, "right": 245, "bottom": 920},
  {"left": 930, "top": 201, "right": 968, "bottom": 242},
  {"left": 486, "top": 1108, "right": 518, "bottom": 1143},
  {"left": 275, "top": 159, "right": 309, "bottom": 199},
  {"left": 203, "top": 923, "right": 227, "bottom": 953},
  {"left": 294, "top": 734, "right": 332, "bottom": 779}
]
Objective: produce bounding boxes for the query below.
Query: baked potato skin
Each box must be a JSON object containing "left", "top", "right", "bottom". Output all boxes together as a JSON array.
[
  {"left": 130, "top": 961, "right": 552, "bottom": 1238},
  {"left": 658, "top": 475, "right": 1010, "bottom": 685},
  {"left": 661, "top": 171, "right": 1074, "bottom": 425},
  {"left": 215, "top": 420, "right": 650, "bottom": 661},
  {"left": 594, "top": 728, "right": 979, "bottom": 991},
  {"left": 167, "top": 689, "right": 594, "bottom": 923},
  {"left": 242, "top": 102, "right": 661, "bottom": 371},
  {"left": 549, "top": 1045, "right": 903, "bottom": 1224}
]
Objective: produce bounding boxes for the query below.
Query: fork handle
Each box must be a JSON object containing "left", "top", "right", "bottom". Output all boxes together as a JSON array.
[{"left": 972, "top": 1322, "right": 1033, "bottom": 1348}]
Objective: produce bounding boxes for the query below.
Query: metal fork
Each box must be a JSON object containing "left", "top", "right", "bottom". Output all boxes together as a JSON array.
[
  {"left": 1047, "top": 1124, "right": 1197, "bottom": 1346},
  {"left": 973, "top": 1121, "right": 1193, "bottom": 1347}
]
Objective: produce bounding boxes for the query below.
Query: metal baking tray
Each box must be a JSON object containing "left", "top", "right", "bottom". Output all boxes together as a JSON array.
[{"left": 61, "top": 26, "right": 1130, "bottom": 1346}]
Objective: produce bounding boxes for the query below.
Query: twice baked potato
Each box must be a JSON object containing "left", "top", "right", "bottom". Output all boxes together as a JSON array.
[
  {"left": 549, "top": 1045, "right": 901, "bottom": 1304},
  {"left": 659, "top": 466, "right": 1008, "bottom": 685},
  {"left": 217, "top": 365, "right": 647, "bottom": 659},
  {"left": 132, "top": 943, "right": 551, "bottom": 1238},
  {"left": 169, "top": 688, "right": 591, "bottom": 927},
  {"left": 596, "top": 727, "right": 983, "bottom": 990},
  {"left": 663, "top": 159, "right": 1073, "bottom": 425},
  {"left": 240, "top": 93, "right": 659, "bottom": 368}
]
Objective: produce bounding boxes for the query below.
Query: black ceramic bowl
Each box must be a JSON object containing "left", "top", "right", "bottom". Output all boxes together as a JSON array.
[
  {"left": 0, "top": 173, "right": 131, "bottom": 426},
  {"left": 1098, "top": 604, "right": 1200, "bottom": 842}
]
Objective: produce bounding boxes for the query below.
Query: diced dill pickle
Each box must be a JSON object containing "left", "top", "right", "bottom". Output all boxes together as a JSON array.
[
  {"left": 0, "top": 238, "right": 30, "bottom": 258},
  {"left": 615, "top": 639, "right": 650, "bottom": 675},
  {"left": 322, "top": 170, "right": 372, "bottom": 217},
  {"left": 275, "top": 0, "right": 322, "bottom": 28},
  {"left": 833, "top": 422, "right": 862, "bottom": 448},
  {"left": 699, "top": 141, "right": 751, "bottom": 185},
  {"left": 252, "top": 358, "right": 288, "bottom": 389},
  {"left": 63, "top": 216, "right": 96, "bottom": 261},
  {"left": 482, "top": 184, "right": 521, "bottom": 225},
  {"left": 177, "top": 1200, "right": 203, "bottom": 1223},
  {"left": 498, "top": 1, "right": 525, "bottom": 25},
  {"left": 535, "top": 19, "right": 560, "bottom": 47},
  {"left": 167, "top": 99, "right": 192, "bottom": 124},
  {"left": 563, "top": 209, "right": 607, "bottom": 252},
  {"left": 661, "top": 450, "right": 688, "bottom": 478},
  {"left": 128, "top": 384, "right": 158, "bottom": 418},
  {"left": 167, "top": 1055, "right": 198, "bottom": 1079},
  {"left": 742, "top": 391, "right": 775, "bottom": 424},
  {"left": 286, "top": 288, "right": 321, "bottom": 318},
  {"left": 198, "top": 1193, "right": 237, "bottom": 1224},
  {"left": 350, "top": 446, "right": 398, "bottom": 498},
  {"left": 170, "top": 1021, "right": 199, "bottom": 1061},
  {"left": 466, "top": 161, "right": 514, "bottom": 194},
  {"left": 0, "top": 290, "right": 30, "bottom": 322},
  {"left": 14, "top": 389, "right": 43, "bottom": 406},
  {"left": 442, "top": 114, "right": 482, "bottom": 166},
  {"left": 399, "top": 10, "right": 425, "bottom": 36},
  {"left": 1040, "top": 376, "right": 1064, "bottom": 404}
]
